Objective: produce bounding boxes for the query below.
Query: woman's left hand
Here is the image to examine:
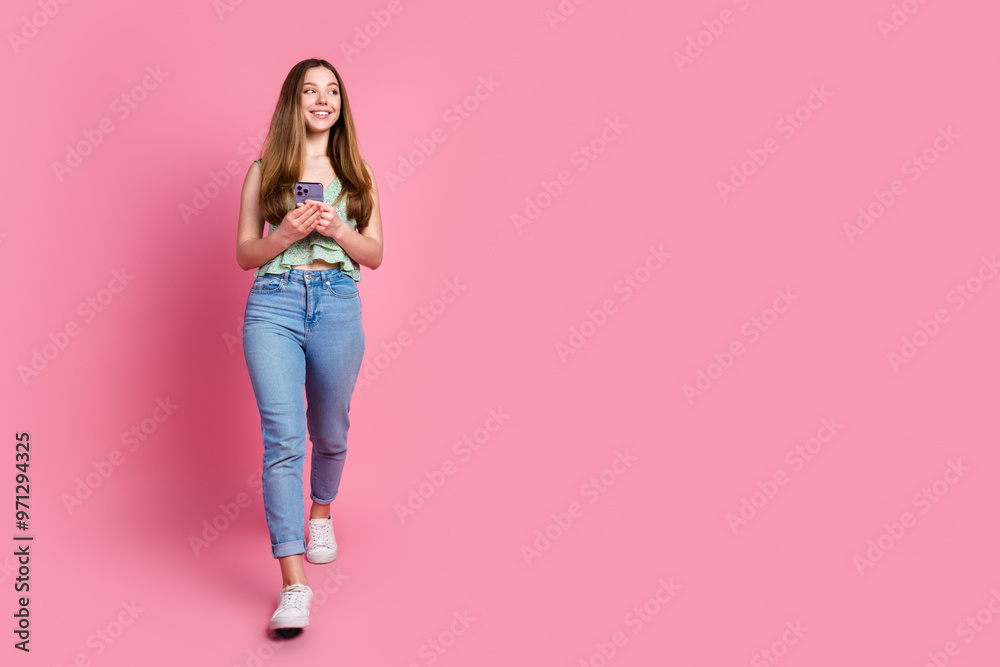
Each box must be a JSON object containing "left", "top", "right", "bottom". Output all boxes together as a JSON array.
[{"left": 311, "top": 201, "right": 350, "bottom": 242}]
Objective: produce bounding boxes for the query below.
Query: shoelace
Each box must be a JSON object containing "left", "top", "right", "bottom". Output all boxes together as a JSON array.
[
  {"left": 309, "top": 519, "right": 334, "bottom": 547},
  {"left": 278, "top": 585, "right": 310, "bottom": 610}
]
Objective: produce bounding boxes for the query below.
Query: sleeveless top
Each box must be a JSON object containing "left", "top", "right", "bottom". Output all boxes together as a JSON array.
[{"left": 253, "top": 158, "right": 363, "bottom": 282}]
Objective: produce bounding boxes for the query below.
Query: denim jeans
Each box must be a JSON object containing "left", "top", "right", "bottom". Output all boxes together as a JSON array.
[{"left": 242, "top": 267, "right": 365, "bottom": 558}]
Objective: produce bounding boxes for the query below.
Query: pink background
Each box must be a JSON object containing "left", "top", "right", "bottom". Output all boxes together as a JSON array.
[{"left": 3, "top": 0, "right": 1000, "bottom": 665}]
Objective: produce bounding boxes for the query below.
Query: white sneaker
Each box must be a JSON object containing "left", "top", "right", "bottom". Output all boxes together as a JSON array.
[
  {"left": 269, "top": 583, "right": 313, "bottom": 630},
  {"left": 306, "top": 517, "right": 338, "bottom": 564}
]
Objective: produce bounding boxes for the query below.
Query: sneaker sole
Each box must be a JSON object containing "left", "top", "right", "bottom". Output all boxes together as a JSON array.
[
  {"left": 305, "top": 548, "right": 338, "bottom": 564},
  {"left": 269, "top": 617, "right": 309, "bottom": 630}
]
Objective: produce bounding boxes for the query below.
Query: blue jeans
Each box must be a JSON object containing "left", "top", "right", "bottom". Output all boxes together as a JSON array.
[{"left": 242, "top": 268, "right": 365, "bottom": 558}]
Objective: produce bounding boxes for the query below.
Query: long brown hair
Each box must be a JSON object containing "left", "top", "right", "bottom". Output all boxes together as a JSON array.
[{"left": 257, "top": 58, "right": 373, "bottom": 232}]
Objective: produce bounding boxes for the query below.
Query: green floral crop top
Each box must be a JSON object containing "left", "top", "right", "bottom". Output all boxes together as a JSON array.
[{"left": 253, "top": 158, "right": 363, "bottom": 282}]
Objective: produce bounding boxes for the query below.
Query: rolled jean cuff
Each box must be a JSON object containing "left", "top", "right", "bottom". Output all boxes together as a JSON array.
[
  {"left": 311, "top": 492, "right": 338, "bottom": 505},
  {"left": 272, "top": 539, "right": 306, "bottom": 559}
]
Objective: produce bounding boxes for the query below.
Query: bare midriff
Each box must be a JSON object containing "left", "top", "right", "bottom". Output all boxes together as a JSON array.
[{"left": 292, "top": 259, "right": 340, "bottom": 271}]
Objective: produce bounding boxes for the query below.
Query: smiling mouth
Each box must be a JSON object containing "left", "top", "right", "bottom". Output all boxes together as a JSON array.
[{"left": 311, "top": 110, "right": 331, "bottom": 118}]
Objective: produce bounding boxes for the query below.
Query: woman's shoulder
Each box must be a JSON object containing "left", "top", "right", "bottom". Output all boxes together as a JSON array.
[{"left": 360, "top": 158, "right": 374, "bottom": 180}]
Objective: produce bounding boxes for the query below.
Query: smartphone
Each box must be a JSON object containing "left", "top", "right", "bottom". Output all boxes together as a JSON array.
[{"left": 294, "top": 182, "right": 325, "bottom": 206}]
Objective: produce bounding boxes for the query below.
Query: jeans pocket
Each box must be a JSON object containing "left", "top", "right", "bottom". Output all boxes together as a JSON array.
[
  {"left": 321, "top": 274, "right": 359, "bottom": 299},
  {"left": 250, "top": 274, "right": 285, "bottom": 294}
]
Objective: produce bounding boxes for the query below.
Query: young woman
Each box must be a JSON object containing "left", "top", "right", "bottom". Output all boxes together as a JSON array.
[{"left": 236, "top": 58, "right": 383, "bottom": 632}]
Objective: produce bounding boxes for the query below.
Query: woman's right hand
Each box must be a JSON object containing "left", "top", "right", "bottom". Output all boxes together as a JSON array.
[{"left": 274, "top": 201, "right": 323, "bottom": 245}]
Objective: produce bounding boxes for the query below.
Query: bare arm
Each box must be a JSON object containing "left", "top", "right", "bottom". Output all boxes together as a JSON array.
[
  {"left": 235, "top": 161, "right": 321, "bottom": 271},
  {"left": 329, "top": 161, "right": 384, "bottom": 270}
]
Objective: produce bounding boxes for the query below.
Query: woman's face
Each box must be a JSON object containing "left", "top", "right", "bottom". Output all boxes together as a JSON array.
[{"left": 300, "top": 66, "right": 341, "bottom": 132}]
